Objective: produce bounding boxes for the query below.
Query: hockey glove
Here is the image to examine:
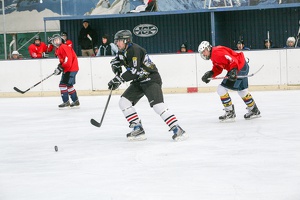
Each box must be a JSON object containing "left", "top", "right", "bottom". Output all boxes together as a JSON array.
[
  {"left": 108, "top": 76, "right": 124, "bottom": 90},
  {"left": 42, "top": 52, "right": 49, "bottom": 58},
  {"left": 110, "top": 57, "right": 122, "bottom": 75},
  {"left": 202, "top": 70, "right": 214, "bottom": 84},
  {"left": 54, "top": 64, "right": 63, "bottom": 75},
  {"left": 228, "top": 68, "right": 238, "bottom": 81}
]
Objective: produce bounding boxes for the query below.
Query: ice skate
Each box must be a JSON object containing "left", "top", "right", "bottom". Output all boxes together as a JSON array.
[
  {"left": 126, "top": 121, "right": 147, "bottom": 141},
  {"left": 70, "top": 99, "right": 80, "bottom": 108},
  {"left": 219, "top": 105, "right": 236, "bottom": 122},
  {"left": 244, "top": 104, "right": 261, "bottom": 120},
  {"left": 170, "top": 125, "right": 188, "bottom": 141},
  {"left": 58, "top": 100, "right": 70, "bottom": 108}
]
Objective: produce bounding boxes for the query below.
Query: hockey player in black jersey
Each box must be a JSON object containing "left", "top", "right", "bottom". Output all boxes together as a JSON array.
[{"left": 108, "top": 30, "right": 187, "bottom": 141}]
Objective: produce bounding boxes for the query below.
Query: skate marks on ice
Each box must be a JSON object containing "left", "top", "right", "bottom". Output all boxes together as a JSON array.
[{"left": 1, "top": 91, "right": 300, "bottom": 200}]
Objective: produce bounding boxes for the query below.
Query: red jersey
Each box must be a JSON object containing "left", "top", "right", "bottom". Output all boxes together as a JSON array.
[
  {"left": 65, "top": 40, "right": 73, "bottom": 48},
  {"left": 28, "top": 42, "right": 51, "bottom": 58},
  {"left": 210, "top": 46, "right": 246, "bottom": 77},
  {"left": 55, "top": 44, "right": 79, "bottom": 72}
]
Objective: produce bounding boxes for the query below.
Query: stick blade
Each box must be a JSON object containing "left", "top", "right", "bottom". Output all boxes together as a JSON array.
[
  {"left": 90, "top": 118, "right": 101, "bottom": 127},
  {"left": 13, "top": 87, "right": 26, "bottom": 94}
]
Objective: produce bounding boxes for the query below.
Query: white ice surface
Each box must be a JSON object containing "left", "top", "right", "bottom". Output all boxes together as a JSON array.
[{"left": 1, "top": 90, "right": 300, "bottom": 200}]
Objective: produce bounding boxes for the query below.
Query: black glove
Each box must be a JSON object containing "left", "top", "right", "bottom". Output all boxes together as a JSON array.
[
  {"left": 54, "top": 64, "right": 63, "bottom": 75},
  {"left": 202, "top": 70, "right": 214, "bottom": 84},
  {"left": 110, "top": 57, "right": 122, "bottom": 75},
  {"left": 108, "top": 76, "right": 124, "bottom": 90},
  {"left": 228, "top": 68, "right": 238, "bottom": 81}
]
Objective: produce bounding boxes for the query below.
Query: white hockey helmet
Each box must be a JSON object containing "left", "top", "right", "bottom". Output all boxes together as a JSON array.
[{"left": 198, "top": 41, "right": 212, "bottom": 60}]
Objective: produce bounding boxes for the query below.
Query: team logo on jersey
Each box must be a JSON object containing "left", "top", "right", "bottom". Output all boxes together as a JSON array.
[
  {"left": 133, "top": 24, "right": 158, "bottom": 37},
  {"left": 132, "top": 57, "right": 138, "bottom": 67}
]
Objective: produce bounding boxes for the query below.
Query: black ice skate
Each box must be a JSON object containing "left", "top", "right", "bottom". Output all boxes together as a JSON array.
[
  {"left": 126, "top": 121, "right": 146, "bottom": 141},
  {"left": 219, "top": 105, "right": 236, "bottom": 122},
  {"left": 70, "top": 99, "right": 80, "bottom": 107},
  {"left": 244, "top": 104, "right": 261, "bottom": 120},
  {"left": 170, "top": 125, "right": 188, "bottom": 141},
  {"left": 58, "top": 100, "right": 70, "bottom": 108}
]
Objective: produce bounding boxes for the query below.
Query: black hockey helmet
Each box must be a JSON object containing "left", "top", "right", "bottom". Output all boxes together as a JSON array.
[
  {"left": 114, "top": 30, "right": 132, "bottom": 44},
  {"left": 61, "top": 32, "right": 68, "bottom": 37},
  {"left": 34, "top": 36, "right": 41, "bottom": 42}
]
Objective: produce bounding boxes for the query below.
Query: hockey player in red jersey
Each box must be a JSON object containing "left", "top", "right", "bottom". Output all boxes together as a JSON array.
[
  {"left": 50, "top": 34, "right": 80, "bottom": 108},
  {"left": 107, "top": 30, "right": 187, "bottom": 141},
  {"left": 198, "top": 41, "right": 261, "bottom": 121},
  {"left": 61, "top": 32, "right": 73, "bottom": 48},
  {"left": 28, "top": 36, "right": 51, "bottom": 58}
]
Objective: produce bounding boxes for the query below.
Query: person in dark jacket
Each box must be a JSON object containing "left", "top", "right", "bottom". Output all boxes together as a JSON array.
[
  {"left": 96, "top": 34, "right": 118, "bottom": 56},
  {"left": 78, "top": 19, "right": 98, "bottom": 56}
]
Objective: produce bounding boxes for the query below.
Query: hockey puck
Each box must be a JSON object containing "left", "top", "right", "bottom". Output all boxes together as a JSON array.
[{"left": 54, "top": 146, "right": 58, "bottom": 152}]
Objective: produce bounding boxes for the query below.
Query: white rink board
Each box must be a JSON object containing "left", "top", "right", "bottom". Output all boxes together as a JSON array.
[{"left": 0, "top": 48, "right": 300, "bottom": 94}]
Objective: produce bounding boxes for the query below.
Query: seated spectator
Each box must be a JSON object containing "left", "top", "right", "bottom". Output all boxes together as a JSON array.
[
  {"left": 264, "top": 39, "right": 272, "bottom": 49},
  {"left": 177, "top": 43, "right": 193, "bottom": 53},
  {"left": 236, "top": 40, "right": 250, "bottom": 50},
  {"left": 96, "top": 34, "right": 118, "bottom": 56},
  {"left": 284, "top": 37, "right": 296, "bottom": 48},
  {"left": 28, "top": 36, "right": 51, "bottom": 58},
  {"left": 11, "top": 51, "right": 22, "bottom": 60}
]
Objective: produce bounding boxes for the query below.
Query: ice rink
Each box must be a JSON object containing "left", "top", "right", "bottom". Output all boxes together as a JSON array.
[{"left": 1, "top": 90, "right": 300, "bottom": 200}]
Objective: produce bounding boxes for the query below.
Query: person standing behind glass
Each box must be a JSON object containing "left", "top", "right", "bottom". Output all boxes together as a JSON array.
[
  {"left": 96, "top": 34, "right": 118, "bottom": 56},
  {"left": 78, "top": 19, "right": 98, "bottom": 56}
]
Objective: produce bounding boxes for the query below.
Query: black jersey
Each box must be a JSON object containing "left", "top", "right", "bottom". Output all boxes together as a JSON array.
[{"left": 116, "top": 43, "right": 161, "bottom": 84}]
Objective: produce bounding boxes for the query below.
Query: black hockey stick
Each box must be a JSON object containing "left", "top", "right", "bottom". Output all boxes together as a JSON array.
[
  {"left": 13, "top": 72, "right": 55, "bottom": 94},
  {"left": 90, "top": 88, "right": 113, "bottom": 128},
  {"left": 208, "top": 64, "right": 264, "bottom": 80}
]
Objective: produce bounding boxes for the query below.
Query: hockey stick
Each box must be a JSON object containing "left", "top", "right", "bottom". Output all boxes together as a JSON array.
[
  {"left": 208, "top": 64, "right": 264, "bottom": 80},
  {"left": 90, "top": 88, "right": 113, "bottom": 128},
  {"left": 13, "top": 72, "right": 55, "bottom": 94},
  {"left": 295, "top": 20, "right": 300, "bottom": 47}
]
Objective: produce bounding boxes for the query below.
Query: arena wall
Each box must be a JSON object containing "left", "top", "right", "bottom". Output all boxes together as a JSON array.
[{"left": 1, "top": 49, "right": 300, "bottom": 97}]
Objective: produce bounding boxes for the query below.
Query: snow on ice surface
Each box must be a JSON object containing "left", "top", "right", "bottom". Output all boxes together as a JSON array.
[{"left": 0, "top": 90, "right": 300, "bottom": 200}]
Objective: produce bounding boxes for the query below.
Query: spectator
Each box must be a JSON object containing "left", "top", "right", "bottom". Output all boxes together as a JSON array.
[
  {"left": 177, "top": 43, "right": 193, "bottom": 53},
  {"left": 264, "top": 39, "right": 272, "bottom": 49},
  {"left": 96, "top": 34, "right": 118, "bottom": 56},
  {"left": 236, "top": 40, "right": 250, "bottom": 51},
  {"left": 284, "top": 37, "right": 296, "bottom": 48},
  {"left": 78, "top": 19, "right": 98, "bottom": 56},
  {"left": 61, "top": 32, "right": 73, "bottom": 48},
  {"left": 28, "top": 36, "right": 50, "bottom": 58},
  {"left": 11, "top": 50, "right": 22, "bottom": 60}
]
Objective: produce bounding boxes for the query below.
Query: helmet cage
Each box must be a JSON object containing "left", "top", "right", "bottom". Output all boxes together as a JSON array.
[{"left": 51, "top": 34, "right": 63, "bottom": 47}]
